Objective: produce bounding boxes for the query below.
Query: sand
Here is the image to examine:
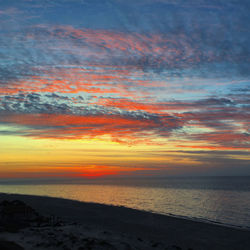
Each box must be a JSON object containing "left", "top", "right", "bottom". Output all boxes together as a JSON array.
[{"left": 0, "top": 193, "right": 250, "bottom": 250}]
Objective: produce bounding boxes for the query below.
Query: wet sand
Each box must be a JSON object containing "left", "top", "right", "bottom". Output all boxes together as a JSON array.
[{"left": 0, "top": 193, "right": 250, "bottom": 250}]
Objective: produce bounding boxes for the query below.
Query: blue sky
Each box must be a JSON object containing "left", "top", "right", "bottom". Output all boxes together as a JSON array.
[{"left": 0, "top": 0, "right": 249, "bottom": 178}]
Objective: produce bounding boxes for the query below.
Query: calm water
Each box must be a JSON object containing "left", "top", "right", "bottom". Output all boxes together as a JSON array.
[{"left": 1, "top": 176, "right": 250, "bottom": 228}]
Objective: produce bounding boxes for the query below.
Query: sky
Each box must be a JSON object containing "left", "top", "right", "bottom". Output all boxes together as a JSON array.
[{"left": 0, "top": 0, "right": 249, "bottom": 179}]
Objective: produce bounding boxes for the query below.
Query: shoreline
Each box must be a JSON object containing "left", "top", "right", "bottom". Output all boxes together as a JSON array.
[
  {"left": 148, "top": 210, "right": 250, "bottom": 232},
  {"left": 1, "top": 191, "right": 249, "bottom": 232},
  {"left": 1, "top": 192, "right": 250, "bottom": 249}
]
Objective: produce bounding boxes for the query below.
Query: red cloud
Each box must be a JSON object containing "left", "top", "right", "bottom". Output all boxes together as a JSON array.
[
  {"left": 189, "top": 132, "right": 250, "bottom": 146},
  {"left": 60, "top": 165, "right": 153, "bottom": 178},
  {"left": 27, "top": 25, "right": 200, "bottom": 68},
  {"left": 0, "top": 112, "right": 181, "bottom": 142},
  {"left": 96, "top": 98, "right": 192, "bottom": 113},
  {"left": 0, "top": 67, "right": 163, "bottom": 97},
  {"left": 177, "top": 145, "right": 249, "bottom": 151}
]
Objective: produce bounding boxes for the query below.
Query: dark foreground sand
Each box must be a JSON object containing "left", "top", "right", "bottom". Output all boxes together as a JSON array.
[{"left": 0, "top": 193, "right": 250, "bottom": 250}]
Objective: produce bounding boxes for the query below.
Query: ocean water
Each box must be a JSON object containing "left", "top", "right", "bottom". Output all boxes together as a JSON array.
[{"left": 1, "top": 176, "right": 250, "bottom": 229}]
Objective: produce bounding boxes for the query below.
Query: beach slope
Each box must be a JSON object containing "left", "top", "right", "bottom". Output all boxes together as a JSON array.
[{"left": 0, "top": 193, "right": 250, "bottom": 250}]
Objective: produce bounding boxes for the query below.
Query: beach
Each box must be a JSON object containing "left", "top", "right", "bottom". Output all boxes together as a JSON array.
[{"left": 0, "top": 193, "right": 250, "bottom": 250}]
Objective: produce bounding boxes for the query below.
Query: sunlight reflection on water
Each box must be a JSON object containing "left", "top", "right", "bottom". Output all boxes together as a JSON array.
[{"left": 1, "top": 183, "right": 250, "bottom": 228}]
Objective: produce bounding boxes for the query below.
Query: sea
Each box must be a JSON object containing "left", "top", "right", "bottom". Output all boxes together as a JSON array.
[{"left": 1, "top": 176, "right": 250, "bottom": 229}]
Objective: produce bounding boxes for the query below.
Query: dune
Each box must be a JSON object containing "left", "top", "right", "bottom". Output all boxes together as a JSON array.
[{"left": 0, "top": 193, "right": 250, "bottom": 250}]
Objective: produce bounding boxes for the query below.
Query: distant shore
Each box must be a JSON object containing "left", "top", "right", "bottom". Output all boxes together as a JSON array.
[{"left": 0, "top": 193, "right": 250, "bottom": 250}]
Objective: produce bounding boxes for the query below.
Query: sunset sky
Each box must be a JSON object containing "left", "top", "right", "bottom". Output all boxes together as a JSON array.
[{"left": 0, "top": 0, "right": 249, "bottom": 179}]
